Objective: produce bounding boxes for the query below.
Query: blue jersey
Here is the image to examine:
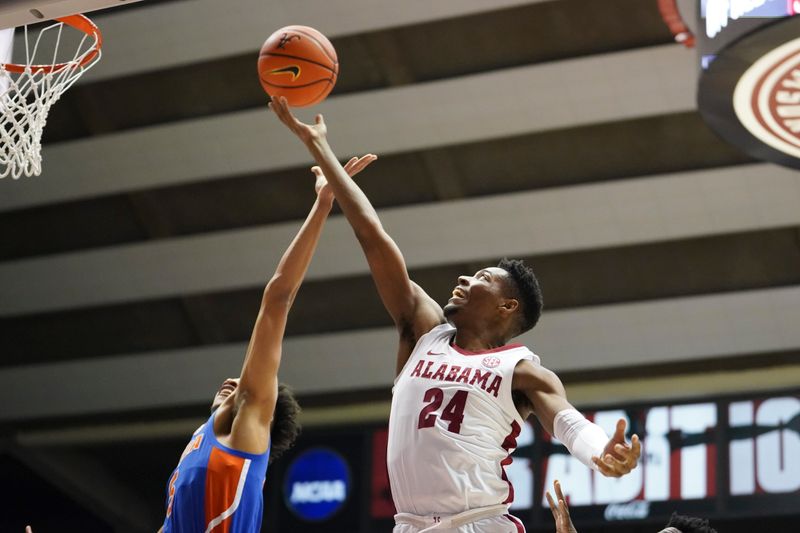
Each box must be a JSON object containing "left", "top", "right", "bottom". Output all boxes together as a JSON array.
[{"left": 162, "top": 411, "right": 270, "bottom": 533}]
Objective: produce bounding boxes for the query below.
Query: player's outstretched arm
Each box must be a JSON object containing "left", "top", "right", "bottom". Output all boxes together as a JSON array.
[
  {"left": 232, "top": 166, "right": 368, "bottom": 452},
  {"left": 270, "top": 97, "right": 444, "bottom": 373},
  {"left": 513, "top": 361, "right": 641, "bottom": 478}
]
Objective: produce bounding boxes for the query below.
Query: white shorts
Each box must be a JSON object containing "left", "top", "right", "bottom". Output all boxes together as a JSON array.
[{"left": 393, "top": 514, "right": 526, "bottom": 533}]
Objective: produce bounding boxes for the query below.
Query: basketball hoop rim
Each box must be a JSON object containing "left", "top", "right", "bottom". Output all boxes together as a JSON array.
[{"left": 1, "top": 14, "right": 102, "bottom": 74}]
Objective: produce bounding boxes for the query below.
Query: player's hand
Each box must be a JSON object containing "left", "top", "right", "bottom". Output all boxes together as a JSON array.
[
  {"left": 343, "top": 153, "right": 378, "bottom": 177},
  {"left": 592, "top": 418, "right": 641, "bottom": 477},
  {"left": 546, "top": 480, "right": 578, "bottom": 533},
  {"left": 312, "top": 154, "right": 378, "bottom": 205},
  {"left": 269, "top": 95, "right": 327, "bottom": 145},
  {"left": 25, "top": 527, "right": 33, "bottom": 533}
]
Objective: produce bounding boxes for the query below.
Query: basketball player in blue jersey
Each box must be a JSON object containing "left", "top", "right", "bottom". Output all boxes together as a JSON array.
[
  {"left": 158, "top": 155, "right": 376, "bottom": 533},
  {"left": 271, "top": 97, "right": 641, "bottom": 532}
]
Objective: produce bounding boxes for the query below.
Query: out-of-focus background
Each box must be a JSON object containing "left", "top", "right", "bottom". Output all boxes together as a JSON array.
[{"left": 0, "top": 1, "right": 798, "bottom": 531}]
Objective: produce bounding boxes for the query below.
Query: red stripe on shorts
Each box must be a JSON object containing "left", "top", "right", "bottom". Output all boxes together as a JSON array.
[{"left": 504, "top": 514, "right": 526, "bottom": 533}]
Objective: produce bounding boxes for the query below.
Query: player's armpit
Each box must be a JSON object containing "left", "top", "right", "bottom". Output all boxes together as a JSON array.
[
  {"left": 393, "top": 284, "right": 445, "bottom": 376},
  {"left": 409, "top": 282, "right": 446, "bottom": 336}
]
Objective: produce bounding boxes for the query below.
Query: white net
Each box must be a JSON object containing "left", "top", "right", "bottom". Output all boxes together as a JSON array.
[{"left": 0, "top": 16, "right": 102, "bottom": 180}]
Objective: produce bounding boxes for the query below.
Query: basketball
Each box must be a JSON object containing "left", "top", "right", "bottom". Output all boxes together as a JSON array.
[{"left": 258, "top": 25, "right": 338, "bottom": 108}]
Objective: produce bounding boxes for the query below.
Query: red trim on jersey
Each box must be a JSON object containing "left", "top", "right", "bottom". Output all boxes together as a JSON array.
[
  {"left": 449, "top": 337, "right": 524, "bottom": 356},
  {"left": 504, "top": 513, "right": 526, "bottom": 532},
  {"left": 500, "top": 420, "right": 522, "bottom": 504},
  {"left": 205, "top": 447, "right": 246, "bottom": 532}
]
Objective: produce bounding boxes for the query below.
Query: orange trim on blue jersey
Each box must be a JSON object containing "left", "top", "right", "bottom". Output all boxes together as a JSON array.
[{"left": 204, "top": 447, "right": 246, "bottom": 532}]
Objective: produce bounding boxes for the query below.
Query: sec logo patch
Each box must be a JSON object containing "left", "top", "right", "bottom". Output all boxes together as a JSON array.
[{"left": 482, "top": 356, "right": 501, "bottom": 368}]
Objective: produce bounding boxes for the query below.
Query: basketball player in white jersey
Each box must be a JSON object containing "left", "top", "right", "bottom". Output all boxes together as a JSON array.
[{"left": 270, "top": 97, "right": 641, "bottom": 533}]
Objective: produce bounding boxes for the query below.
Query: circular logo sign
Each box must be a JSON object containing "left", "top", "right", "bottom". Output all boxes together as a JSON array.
[
  {"left": 482, "top": 355, "right": 501, "bottom": 368},
  {"left": 283, "top": 447, "right": 350, "bottom": 521},
  {"left": 734, "top": 35, "right": 800, "bottom": 159}
]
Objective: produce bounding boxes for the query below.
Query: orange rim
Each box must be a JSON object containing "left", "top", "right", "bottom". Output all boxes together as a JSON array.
[{"left": 1, "top": 14, "right": 102, "bottom": 74}]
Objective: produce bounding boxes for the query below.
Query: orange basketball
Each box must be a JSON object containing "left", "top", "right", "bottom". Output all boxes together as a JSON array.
[{"left": 258, "top": 25, "right": 338, "bottom": 107}]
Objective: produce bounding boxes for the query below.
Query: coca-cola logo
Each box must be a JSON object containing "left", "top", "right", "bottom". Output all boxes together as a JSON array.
[
  {"left": 733, "top": 35, "right": 800, "bottom": 159},
  {"left": 604, "top": 500, "right": 650, "bottom": 521}
]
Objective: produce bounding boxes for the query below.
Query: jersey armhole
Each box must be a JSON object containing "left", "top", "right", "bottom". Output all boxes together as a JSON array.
[{"left": 392, "top": 323, "right": 451, "bottom": 387}]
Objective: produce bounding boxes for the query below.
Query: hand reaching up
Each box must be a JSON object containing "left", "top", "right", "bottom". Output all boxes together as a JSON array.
[
  {"left": 546, "top": 480, "right": 577, "bottom": 533},
  {"left": 312, "top": 154, "right": 377, "bottom": 206},
  {"left": 269, "top": 95, "right": 327, "bottom": 146}
]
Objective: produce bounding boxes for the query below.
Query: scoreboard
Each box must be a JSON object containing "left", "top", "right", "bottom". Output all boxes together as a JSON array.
[
  {"left": 263, "top": 389, "right": 799, "bottom": 531},
  {"left": 696, "top": 0, "right": 800, "bottom": 168}
]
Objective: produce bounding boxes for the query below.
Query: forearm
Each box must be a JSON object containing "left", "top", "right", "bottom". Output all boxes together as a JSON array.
[
  {"left": 306, "top": 137, "right": 383, "bottom": 240},
  {"left": 265, "top": 195, "right": 332, "bottom": 302},
  {"left": 237, "top": 197, "right": 330, "bottom": 403},
  {"left": 553, "top": 409, "right": 608, "bottom": 471},
  {"left": 523, "top": 365, "right": 608, "bottom": 472}
]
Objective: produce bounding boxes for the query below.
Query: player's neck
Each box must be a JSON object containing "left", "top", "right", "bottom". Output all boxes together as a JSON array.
[{"left": 451, "top": 327, "right": 508, "bottom": 353}]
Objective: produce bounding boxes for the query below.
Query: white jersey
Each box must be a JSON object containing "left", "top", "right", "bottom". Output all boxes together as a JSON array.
[{"left": 388, "top": 323, "right": 539, "bottom": 515}]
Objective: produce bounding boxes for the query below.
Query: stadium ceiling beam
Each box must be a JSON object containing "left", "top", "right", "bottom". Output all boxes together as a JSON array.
[
  {"left": 0, "top": 44, "right": 695, "bottom": 212},
  {"left": 1, "top": 163, "right": 798, "bottom": 316},
  {"left": 72, "top": 0, "right": 551, "bottom": 82},
  {"left": 1, "top": 286, "right": 799, "bottom": 421}
]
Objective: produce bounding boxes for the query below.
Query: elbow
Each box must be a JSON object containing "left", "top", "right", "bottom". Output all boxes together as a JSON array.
[
  {"left": 262, "top": 278, "right": 296, "bottom": 308},
  {"left": 353, "top": 221, "right": 387, "bottom": 249}
]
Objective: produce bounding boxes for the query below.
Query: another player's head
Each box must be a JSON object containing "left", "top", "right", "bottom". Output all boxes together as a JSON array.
[
  {"left": 657, "top": 513, "right": 718, "bottom": 533},
  {"left": 269, "top": 383, "right": 302, "bottom": 462},
  {"left": 443, "top": 258, "right": 543, "bottom": 340},
  {"left": 210, "top": 379, "right": 301, "bottom": 463},
  {"left": 211, "top": 377, "right": 240, "bottom": 411}
]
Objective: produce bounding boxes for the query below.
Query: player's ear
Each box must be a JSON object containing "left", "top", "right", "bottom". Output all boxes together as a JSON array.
[{"left": 499, "top": 298, "right": 519, "bottom": 315}]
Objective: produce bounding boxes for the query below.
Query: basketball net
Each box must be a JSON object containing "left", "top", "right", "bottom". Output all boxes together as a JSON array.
[{"left": 0, "top": 15, "right": 102, "bottom": 180}]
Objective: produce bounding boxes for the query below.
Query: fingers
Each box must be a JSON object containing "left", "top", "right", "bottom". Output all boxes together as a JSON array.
[
  {"left": 267, "top": 96, "right": 296, "bottom": 127},
  {"left": 311, "top": 165, "right": 323, "bottom": 176},
  {"left": 353, "top": 154, "right": 377, "bottom": 171},
  {"left": 345, "top": 153, "right": 378, "bottom": 176},
  {"left": 545, "top": 490, "right": 558, "bottom": 516},
  {"left": 26, "top": 527, "right": 33, "bottom": 533},
  {"left": 342, "top": 156, "right": 359, "bottom": 173},
  {"left": 554, "top": 479, "right": 567, "bottom": 505},
  {"left": 631, "top": 433, "right": 641, "bottom": 459},
  {"left": 612, "top": 433, "right": 641, "bottom": 465},
  {"left": 593, "top": 451, "right": 636, "bottom": 477},
  {"left": 592, "top": 454, "right": 623, "bottom": 477},
  {"left": 613, "top": 418, "right": 627, "bottom": 442}
]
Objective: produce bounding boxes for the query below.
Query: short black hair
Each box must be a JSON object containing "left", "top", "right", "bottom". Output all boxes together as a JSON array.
[
  {"left": 664, "top": 513, "right": 718, "bottom": 533},
  {"left": 270, "top": 382, "right": 301, "bottom": 463},
  {"left": 497, "top": 258, "right": 543, "bottom": 335}
]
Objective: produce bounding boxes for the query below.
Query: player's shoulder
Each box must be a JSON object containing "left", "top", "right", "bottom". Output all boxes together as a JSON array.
[
  {"left": 413, "top": 321, "right": 453, "bottom": 343},
  {"left": 502, "top": 341, "right": 540, "bottom": 364},
  {"left": 513, "top": 358, "right": 563, "bottom": 392}
]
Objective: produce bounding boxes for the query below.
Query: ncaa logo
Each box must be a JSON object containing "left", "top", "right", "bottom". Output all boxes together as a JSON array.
[
  {"left": 733, "top": 34, "right": 800, "bottom": 159},
  {"left": 284, "top": 447, "right": 350, "bottom": 521},
  {"left": 482, "top": 356, "right": 501, "bottom": 368}
]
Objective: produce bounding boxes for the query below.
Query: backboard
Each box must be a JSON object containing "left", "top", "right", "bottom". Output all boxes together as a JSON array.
[{"left": 0, "top": 0, "right": 144, "bottom": 30}]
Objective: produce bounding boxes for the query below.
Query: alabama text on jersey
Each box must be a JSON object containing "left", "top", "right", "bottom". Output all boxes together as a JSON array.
[{"left": 388, "top": 323, "right": 539, "bottom": 516}]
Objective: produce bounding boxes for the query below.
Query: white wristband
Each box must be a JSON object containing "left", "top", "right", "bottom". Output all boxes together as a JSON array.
[{"left": 553, "top": 408, "right": 609, "bottom": 471}]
